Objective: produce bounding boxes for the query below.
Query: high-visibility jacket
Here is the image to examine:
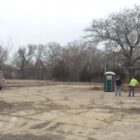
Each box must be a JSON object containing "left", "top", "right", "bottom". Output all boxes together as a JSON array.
[{"left": 129, "top": 78, "right": 139, "bottom": 87}]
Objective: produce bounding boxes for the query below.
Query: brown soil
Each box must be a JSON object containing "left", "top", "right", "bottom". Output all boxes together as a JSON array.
[{"left": 0, "top": 80, "right": 139, "bottom": 140}]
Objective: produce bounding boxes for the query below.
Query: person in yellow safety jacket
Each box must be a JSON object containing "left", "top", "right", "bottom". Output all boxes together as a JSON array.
[{"left": 128, "top": 76, "right": 139, "bottom": 97}]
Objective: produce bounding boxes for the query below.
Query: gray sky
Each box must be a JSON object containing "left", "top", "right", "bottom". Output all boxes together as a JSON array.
[{"left": 0, "top": 0, "right": 140, "bottom": 50}]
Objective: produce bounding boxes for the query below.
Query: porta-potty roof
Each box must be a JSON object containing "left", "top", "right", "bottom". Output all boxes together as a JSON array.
[{"left": 104, "top": 71, "right": 115, "bottom": 75}]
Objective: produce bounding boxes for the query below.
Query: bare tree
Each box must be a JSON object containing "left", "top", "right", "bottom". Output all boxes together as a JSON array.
[
  {"left": 46, "top": 42, "right": 62, "bottom": 79},
  {"left": 86, "top": 5, "right": 140, "bottom": 78},
  {"left": 0, "top": 46, "right": 8, "bottom": 70},
  {"left": 64, "top": 41, "right": 87, "bottom": 81},
  {"left": 34, "top": 45, "right": 49, "bottom": 79},
  {"left": 47, "top": 42, "right": 62, "bottom": 65},
  {"left": 13, "top": 45, "right": 36, "bottom": 79}
]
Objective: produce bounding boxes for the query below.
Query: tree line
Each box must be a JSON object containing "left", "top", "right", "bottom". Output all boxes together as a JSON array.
[
  {"left": 0, "top": 41, "right": 125, "bottom": 82},
  {"left": 1, "top": 5, "right": 140, "bottom": 81}
]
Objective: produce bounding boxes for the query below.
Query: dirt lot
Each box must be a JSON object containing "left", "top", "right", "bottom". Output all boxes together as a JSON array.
[{"left": 0, "top": 80, "right": 140, "bottom": 140}]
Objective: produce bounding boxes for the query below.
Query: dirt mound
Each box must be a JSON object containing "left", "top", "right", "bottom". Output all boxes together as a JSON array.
[
  {"left": 89, "top": 86, "right": 103, "bottom": 90},
  {"left": 0, "top": 134, "right": 64, "bottom": 140},
  {"left": 0, "top": 100, "right": 13, "bottom": 111}
]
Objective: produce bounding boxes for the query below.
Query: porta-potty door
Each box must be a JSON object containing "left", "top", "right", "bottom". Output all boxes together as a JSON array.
[
  {"left": 106, "top": 75, "right": 112, "bottom": 92},
  {"left": 106, "top": 79, "right": 112, "bottom": 92}
]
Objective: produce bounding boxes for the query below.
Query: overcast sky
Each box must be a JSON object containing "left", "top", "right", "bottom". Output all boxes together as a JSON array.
[{"left": 0, "top": 0, "right": 140, "bottom": 50}]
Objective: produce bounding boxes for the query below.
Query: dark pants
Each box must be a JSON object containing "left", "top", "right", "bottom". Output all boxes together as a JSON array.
[
  {"left": 0, "top": 86, "right": 2, "bottom": 90},
  {"left": 128, "top": 86, "right": 135, "bottom": 96}
]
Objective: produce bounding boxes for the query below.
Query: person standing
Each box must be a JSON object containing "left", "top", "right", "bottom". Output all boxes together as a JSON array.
[
  {"left": 115, "top": 76, "right": 122, "bottom": 96},
  {"left": 128, "top": 76, "right": 139, "bottom": 97}
]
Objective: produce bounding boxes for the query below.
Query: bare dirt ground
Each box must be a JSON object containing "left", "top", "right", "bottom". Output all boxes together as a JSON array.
[{"left": 0, "top": 80, "right": 140, "bottom": 140}]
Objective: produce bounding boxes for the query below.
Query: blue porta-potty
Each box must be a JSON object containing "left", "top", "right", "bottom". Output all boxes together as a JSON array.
[{"left": 104, "top": 71, "right": 115, "bottom": 92}]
